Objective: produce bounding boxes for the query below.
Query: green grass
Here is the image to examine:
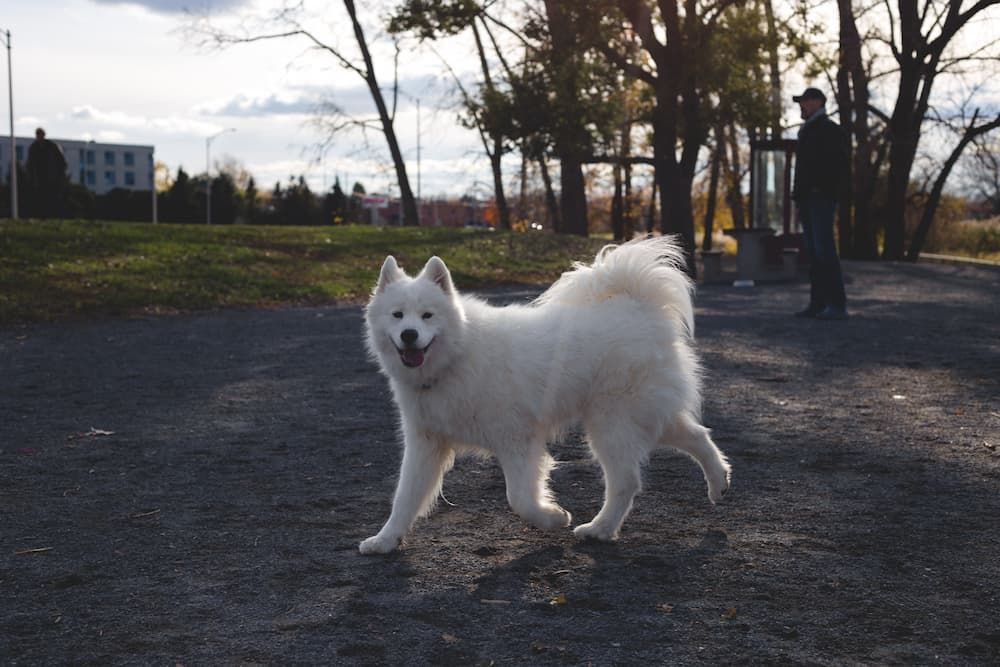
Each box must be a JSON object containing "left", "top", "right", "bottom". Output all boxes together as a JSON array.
[{"left": 0, "top": 219, "right": 608, "bottom": 325}]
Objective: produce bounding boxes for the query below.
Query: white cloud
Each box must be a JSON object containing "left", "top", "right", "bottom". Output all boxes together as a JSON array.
[
  {"left": 88, "top": 0, "right": 252, "bottom": 15},
  {"left": 197, "top": 93, "right": 319, "bottom": 117},
  {"left": 199, "top": 75, "right": 447, "bottom": 120},
  {"left": 68, "top": 104, "right": 225, "bottom": 136},
  {"left": 17, "top": 116, "right": 46, "bottom": 130}
]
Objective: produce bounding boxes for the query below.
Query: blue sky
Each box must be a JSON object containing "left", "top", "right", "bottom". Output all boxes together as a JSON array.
[{"left": 2, "top": 0, "right": 487, "bottom": 196}]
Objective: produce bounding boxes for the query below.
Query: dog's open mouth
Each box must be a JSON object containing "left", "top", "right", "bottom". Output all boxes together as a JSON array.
[{"left": 396, "top": 340, "right": 433, "bottom": 368}]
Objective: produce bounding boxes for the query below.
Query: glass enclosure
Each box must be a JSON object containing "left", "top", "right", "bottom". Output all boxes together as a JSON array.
[
  {"left": 749, "top": 139, "right": 799, "bottom": 235},
  {"left": 752, "top": 149, "right": 785, "bottom": 233}
]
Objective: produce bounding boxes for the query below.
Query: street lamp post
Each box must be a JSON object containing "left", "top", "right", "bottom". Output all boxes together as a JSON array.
[
  {"left": 205, "top": 127, "right": 235, "bottom": 225},
  {"left": 416, "top": 97, "right": 421, "bottom": 204},
  {"left": 1, "top": 29, "right": 16, "bottom": 220}
]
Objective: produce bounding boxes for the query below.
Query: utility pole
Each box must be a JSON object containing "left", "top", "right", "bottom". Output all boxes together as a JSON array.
[
  {"left": 416, "top": 97, "right": 421, "bottom": 205},
  {"left": 151, "top": 151, "right": 158, "bottom": 223},
  {"left": 2, "top": 29, "right": 16, "bottom": 219}
]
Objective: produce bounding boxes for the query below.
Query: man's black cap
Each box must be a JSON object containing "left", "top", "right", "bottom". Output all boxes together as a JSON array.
[{"left": 792, "top": 87, "right": 826, "bottom": 103}]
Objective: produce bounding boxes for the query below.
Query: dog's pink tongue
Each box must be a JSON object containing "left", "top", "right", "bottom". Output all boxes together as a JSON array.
[{"left": 401, "top": 348, "right": 425, "bottom": 367}]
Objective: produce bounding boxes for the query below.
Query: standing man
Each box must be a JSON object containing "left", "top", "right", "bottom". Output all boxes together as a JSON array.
[
  {"left": 792, "top": 88, "right": 849, "bottom": 320},
  {"left": 26, "top": 127, "right": 68, "bottom": 219}
]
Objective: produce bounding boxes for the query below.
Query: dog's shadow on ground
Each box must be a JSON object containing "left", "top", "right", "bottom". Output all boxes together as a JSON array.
[{"left": 468, "top": 529, "right": 731, "bottom": 605}]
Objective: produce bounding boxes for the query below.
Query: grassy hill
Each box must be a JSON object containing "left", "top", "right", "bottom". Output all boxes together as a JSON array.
[{"left": 0, "top": 220, "right": 607, "bottom": 325}]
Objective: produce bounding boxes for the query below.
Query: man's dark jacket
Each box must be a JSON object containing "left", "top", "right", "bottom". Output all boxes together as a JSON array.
[
  {"left": 27, "top": 139, "right": 68, "bottom": 190},
  {"left": 793, "top": 113, "right": 848, "bottom": 202}
]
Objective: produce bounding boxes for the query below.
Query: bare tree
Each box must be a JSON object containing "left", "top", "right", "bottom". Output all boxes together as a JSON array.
[
  {"left": 185, "top": 0, "right": 420, "bottom": 225},
  {"left": 389, "top": 1, "right": 516, "bottom": 230},
  {"left": 963, "top": 138, "right": 1000, "bottom": 214},
  {"left": 877, "top": 0, "right": 1000, "bottom": 259},
  {"left": 834, "top": 0, "right": 889, "bottom": 259},
  {"left": 907, "top": 107, "right": 1000, "bottom": 259}
]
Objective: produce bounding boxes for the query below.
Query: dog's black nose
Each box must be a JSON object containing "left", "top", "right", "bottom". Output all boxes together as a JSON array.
[{"left": 400, "top": 329, "right": 419, "bottom": 345}]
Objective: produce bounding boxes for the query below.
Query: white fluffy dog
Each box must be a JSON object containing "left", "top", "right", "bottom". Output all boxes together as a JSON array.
[{"left": 359, "top": 236, "right": 731, "bottom": 554}]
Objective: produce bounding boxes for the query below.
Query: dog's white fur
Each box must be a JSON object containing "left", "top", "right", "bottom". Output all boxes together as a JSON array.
[{"left": 359, "top": 236, "right": 731, "bottom": 554}]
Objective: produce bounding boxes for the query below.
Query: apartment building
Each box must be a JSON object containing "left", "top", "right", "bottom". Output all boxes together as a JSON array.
[{"left": 0, "top": 136, "right": 154, "bottom": 195}]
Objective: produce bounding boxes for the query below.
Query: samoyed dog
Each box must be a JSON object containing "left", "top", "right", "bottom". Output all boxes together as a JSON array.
[{"left": 359, "top": 236, "right": 731, "bottom": 554}]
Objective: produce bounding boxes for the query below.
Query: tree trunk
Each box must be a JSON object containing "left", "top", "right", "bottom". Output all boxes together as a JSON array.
[
  {"left": 883, "top": 133, "right": 918, "bottom": 260},
  {"left": 543, "top": 0, "right": 589, "bottom": 236},
  {"left": 558, "top": 158, "right": 589, "bottom": 236},
  {"left": 723, "top": 121, "right": 746, "bottom": 229},
  {"left": 622, "top": 117, "right": 636, "bottom": 240},
  {"left": 761, "top": 0, "right": 783, "bottom": 138},
  {"left": 344, "top": 0, "right": 418, "bottom": 225},
  {"left": 646, "top": 178, "right": 657, "bottom": 233},
  {"left": 472, "top": 21, "right": 510, "bottom": 230},
  {"left": 518, "top": 149, "right": 528, "bottom": 222},
  {"left": 835, "top": 43, "right": 855, "bottom": 258},
  {"left": 702, "top": 134, "right": 722, "bottom": 252},
  {"left": 538, "top": 157, "right": 560, "bottom": 231},
  {"left": 612, "top": 157, "right": 625, "bottom": 242},
  {"left": 489, "top": 142, "right": 510, "bottom": 230}
]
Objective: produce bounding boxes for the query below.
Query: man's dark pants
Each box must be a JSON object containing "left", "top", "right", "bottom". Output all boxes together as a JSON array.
[{"left": 800, "top": 194, "right": 846, "bottom": 310}]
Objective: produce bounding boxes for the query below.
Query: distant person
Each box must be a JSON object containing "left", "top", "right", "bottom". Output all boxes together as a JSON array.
[
  {"left": 792, "top": 87, "right": 849, "bottom": 320},
  {"left": 26, "top": 127, "right": 68, "bottom": 218}
]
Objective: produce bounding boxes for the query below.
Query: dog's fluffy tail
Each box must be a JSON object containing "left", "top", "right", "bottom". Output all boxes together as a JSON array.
[{"left": 534, "top": 235, "right": 695, "bottom": 335}]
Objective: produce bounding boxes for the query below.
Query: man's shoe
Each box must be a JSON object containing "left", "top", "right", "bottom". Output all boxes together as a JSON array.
[
  {"left": 816, "top": 306, "right": 849, "bottom": 320},
  {"left": 794, "top": 305, "right": 823, "bottom": 318}
]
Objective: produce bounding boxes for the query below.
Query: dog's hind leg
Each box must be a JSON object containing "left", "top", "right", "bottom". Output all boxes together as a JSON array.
[
  {"left": 661, "top": 412, "right": 731, "bottom": 504},
  {"left": 359, "top": 438, "right": 455, "bottom": 554},
  {"left": 574, "top": 420, "right": 649, "bottom": 541},
  {"left": 497, "top": 444, "right": 572, "bottom": 530}
]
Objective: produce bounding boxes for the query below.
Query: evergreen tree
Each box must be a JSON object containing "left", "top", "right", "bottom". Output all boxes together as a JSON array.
[
  {"left": 210, "top": 172, "right": 239, "bottom": 225},
  {"left": 325, "top": 177, "right": 348, "bottom": 224},
  {"left": 162, "top": 167, "right": 200, "bottom": 223},
  {"left": 244, "top": 176, "right": 258, "bottom": 224}
]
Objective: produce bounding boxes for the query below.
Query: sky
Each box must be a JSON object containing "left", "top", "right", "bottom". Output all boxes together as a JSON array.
[
  {"left": 2, "top": 0, "right": 489, "bottom": 197},
  {"left": 6, "top": 1, "right": 1000, "bottom": 202}
]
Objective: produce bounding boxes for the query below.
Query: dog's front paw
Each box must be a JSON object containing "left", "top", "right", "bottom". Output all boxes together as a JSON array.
[
  {"left": 359, "top": 533, "right": 401, "bottom": 555},
  {"left": 573, "top": 521, "right": 619, "bottom": 542},
  {"left": 707, "top": 465, "right": 732, "bottom": 504},
  {"left": 537, "top": 505, "right": 573, "bottom": 530},
  {"left": 521, "top": 504, "right": 573, "bottom": 530}
]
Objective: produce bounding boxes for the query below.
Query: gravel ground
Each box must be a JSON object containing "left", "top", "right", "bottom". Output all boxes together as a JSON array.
[{"left": 2, "top": 259, "right": 999, "bottom": 665}]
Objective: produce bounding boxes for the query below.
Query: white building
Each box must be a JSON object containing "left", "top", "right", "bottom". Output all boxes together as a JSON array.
[{"left": 1, "top": 136, "right": 155, "bottom": 195}]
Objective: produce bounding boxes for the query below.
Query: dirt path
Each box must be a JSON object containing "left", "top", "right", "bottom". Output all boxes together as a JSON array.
[{"left": 2, "top": 260, "right": 999, "bottom": 665}]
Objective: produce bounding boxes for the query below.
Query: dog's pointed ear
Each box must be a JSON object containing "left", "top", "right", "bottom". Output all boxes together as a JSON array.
[
  {"left": 419, "top": 256, "right": 455, "bottom": 294},
  {"left": 376, "top": 256, "right": 404, "bottom": 293}
]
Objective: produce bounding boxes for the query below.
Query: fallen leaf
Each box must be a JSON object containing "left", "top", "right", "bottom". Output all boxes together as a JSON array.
[
  {"left": 722, "top": 607, "right": 738, "bottom": 619},
  {"left": 549, "top": 593, "right": 568, "bottom": 606},
  {"left": 441, "top": 633, "right": 459, "bottom": 644},
  {"left": 67, "top": 427, "right": 116, "bottom": 441},
  {"left": 656, "top": 603, "right": 674, "bottom": 614}
]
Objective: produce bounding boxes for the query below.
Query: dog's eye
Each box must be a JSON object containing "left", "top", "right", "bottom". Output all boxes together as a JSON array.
[
  {"left": 392, "top": 311, "right": 403, "bottom": 319},
  {"left": 421, "top": 312, "right": 433, "bottom": 320}
]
